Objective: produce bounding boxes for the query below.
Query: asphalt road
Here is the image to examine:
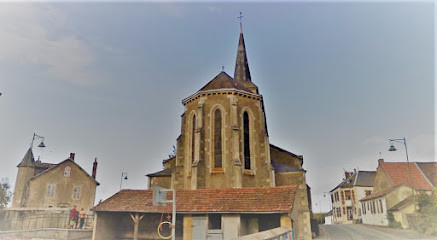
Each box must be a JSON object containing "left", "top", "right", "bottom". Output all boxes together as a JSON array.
[{"left": 318, "top": 224, "right": 437, "bottom": 240}]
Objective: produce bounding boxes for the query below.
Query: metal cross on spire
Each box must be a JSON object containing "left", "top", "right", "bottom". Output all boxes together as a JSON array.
[{"left": 238, "top": 11, "right": 243, "bottom": 32}]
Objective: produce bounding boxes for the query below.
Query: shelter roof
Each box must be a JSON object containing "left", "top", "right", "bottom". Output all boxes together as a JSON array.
[
  {"left": 380, "top": 161, "right": 433, "bottom": 190},
  {"left": 93, "top": 185, "right": 297, "bottom": 214},
  {"left": 416, "top": 162, "right": 437, "bottom": 187}
]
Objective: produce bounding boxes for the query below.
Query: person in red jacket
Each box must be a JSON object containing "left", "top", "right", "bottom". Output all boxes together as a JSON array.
[{"left": 69, "top": 205, "right": 78, "bottom": 229}]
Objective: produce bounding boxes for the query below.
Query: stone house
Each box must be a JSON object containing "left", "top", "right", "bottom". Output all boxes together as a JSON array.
[
  {"left": 359, "top": 159, "right": 436, "bottom": 228},
  {"left": 93, "top": 25, "right": 313, "bottom": 240},
  {"left": 11, "top": 148, "right": 99, "bottom": 211},
  {"left": 330, "top": 170, "right": 375, "bottom": 224}
]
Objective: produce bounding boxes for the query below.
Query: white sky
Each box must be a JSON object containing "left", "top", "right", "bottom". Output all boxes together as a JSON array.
[{"left": 0, "top": 2, "right": 434, "bottom": 213}]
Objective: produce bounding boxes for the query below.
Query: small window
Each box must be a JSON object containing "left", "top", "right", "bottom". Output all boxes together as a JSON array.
[
  {"left": 46, "top": 184, "right": 56, "bottom": 197},
  {"left": 379, "top": 199, "right": 383, "bottom": 213},
  {"left": 365, "top": 190, "right": 372, "bottom": 196},
  {"left": 73, "top": 186, "right": 81, "bottom": 199},
  {"left": 208, "top": 214, "right": 221, "bottom": 229},
  {"left": 345, "top": 190, "right": 351, "bottom": 200},
  {"left": 64, "top": 166, "right": 71, "bottom": 177}
]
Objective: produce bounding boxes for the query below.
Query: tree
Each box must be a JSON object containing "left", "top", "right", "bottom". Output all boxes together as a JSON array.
[{"left": 0, "top": 178, "right": 11, "bottom": 208}]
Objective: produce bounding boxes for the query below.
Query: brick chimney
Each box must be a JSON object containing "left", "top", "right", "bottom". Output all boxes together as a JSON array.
[
  {"left": 345, "top": 171, "right": 353, "bottom": 179},
  {"left": 92, "top": 158, "right": 98, "bottom": 179},
  {"left": 70, "top": 153, "right": 75, "bottom": 161}
]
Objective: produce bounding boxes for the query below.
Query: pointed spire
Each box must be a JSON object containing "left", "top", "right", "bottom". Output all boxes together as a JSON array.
[
  {"left": 234, "top": 21, "right": 252, "bottom": 83},
  {"left": 17, "top": 148, "right": 36, "bottom": 167}
]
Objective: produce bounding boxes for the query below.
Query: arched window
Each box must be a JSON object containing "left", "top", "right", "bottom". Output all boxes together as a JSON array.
[
  {"left": 214, "top": 109, "right": 222, "bottom": 168},
  {"left": 191, "top": 115, "right": 196, "bottom": 163},
  {"left": 243, "top": 112, "right": 251, "bottom": 170},
  {"left": 64, "top": 166, "right": 71, "bottom": 177}
]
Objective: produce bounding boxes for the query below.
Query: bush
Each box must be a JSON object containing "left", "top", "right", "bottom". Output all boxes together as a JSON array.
[
  {"left": 387, "top": 211, "right": 402, "bottom": 228},
  {"left": 415, "top": 191, "right": 437, "bottom": 236}
]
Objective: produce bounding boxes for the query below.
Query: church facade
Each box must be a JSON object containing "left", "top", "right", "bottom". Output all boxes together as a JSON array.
[{"left": 94, "top": 26, "right": 313, "bottom": 240}]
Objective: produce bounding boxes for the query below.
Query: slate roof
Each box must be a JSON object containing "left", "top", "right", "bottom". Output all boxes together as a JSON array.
[
  {"left": 146, "top": 168, "right": 172, "bottom": 177},
  {"left": 354, "top": 171, "right": 376, "bottom": 187},
  {"left": 93, "top": 185, "right": 297, "bottom": 214},
  {"left": 17, "top": 148, "right": 35, "bottom": 167},
  {"left": 199, "top": 71, "right": 251, "bottom": 92},
  {"left": 380, "top": 161, "right": 433, "bottom": 190},
  {"left": 416, "top": 162, "right": 437, "bottom": 187},
  {"left": 234, "top": 30, "right": 252, "bottom": 83},
  {"left": 271, "top": 161, "right": 303, "bottom": 172},
  {"left": 331, "top": 170, "right": 376, "bottom": 192}
]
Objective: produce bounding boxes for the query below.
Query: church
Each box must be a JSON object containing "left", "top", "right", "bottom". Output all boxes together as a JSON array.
[{"left": 93, "top": 25, "right": 313, "bottom": 240}]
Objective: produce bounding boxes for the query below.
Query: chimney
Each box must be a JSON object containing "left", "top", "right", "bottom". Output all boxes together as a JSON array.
[
  {"left": 92, "top": 158, "right": 98, "bottom": 179},
  {"left": 378, "top": 159, "right": 384, "bottom": 164},
  {"left": 70, "top": 153, "right": 75, "bottom": 161},
  {"left": 345, "top": 171, "right": 353, "bottom": 179}
]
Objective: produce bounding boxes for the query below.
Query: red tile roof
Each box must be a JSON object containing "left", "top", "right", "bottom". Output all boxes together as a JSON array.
[
  {"left": 380, "top": 161, "right": 432, "bottom": 190},
  {"left": 416, "top": 162, "right": 437, "bottom": 187},
  {"left": 93, "top": 185, "right": 297, "bottom": 214}
]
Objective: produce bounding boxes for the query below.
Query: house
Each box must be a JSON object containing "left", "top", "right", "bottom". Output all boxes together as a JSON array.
[
  {"left": 11, "top": 148, "right": 99, "bottom": 211},
  {"left": 359, "top": 159, "right": 436, "bottom": 228},
  {"left": 330, "top": 169, "right": 375, "bottom": 224},
  {"left": 93, "top": 24, "right": 313, "bottom": 240},
  {"left": 324, "top": 210, "right": 333, "bottom": 225}
]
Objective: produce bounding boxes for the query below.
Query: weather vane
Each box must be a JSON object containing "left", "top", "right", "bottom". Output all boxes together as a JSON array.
[{"left": 238, "top": 11, "right": 243, "bottom": 32}]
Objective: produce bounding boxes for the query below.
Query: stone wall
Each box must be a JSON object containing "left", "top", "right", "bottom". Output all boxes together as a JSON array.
[
  {"left": 0, "top": 229, "right": 92, "bottom": 240},
  {"left": 176, "top": 91, "right": 272, "bottom": 190}
]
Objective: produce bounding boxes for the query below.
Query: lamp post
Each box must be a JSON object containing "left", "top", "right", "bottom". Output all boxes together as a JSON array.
[
  {"left": 388, "top": 137, "right": 415, "bottom": 208},
  {"left": 31, "top": 133, "right": 46, "bottom": 149},
  {"left": 120, "top": 172, "right": 128, "bottom": 190}
]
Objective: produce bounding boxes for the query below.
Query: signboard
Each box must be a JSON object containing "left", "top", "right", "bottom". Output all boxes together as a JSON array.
[{"left": 153, "top": 186, "right": 167, "bottom": 206}]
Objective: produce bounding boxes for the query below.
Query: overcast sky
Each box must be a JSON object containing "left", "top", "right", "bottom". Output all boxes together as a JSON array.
[{"left": 0, "top": 1, "right": 434, "bottom": 213}]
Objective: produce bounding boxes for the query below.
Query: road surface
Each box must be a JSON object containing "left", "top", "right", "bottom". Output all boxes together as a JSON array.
[{"left": 318, "top": 224, "right": 437, "bottom": 240}]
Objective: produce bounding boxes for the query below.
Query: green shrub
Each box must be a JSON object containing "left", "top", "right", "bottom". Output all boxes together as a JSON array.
[{"left": 387, "top": 211, "right": 402, "bottom": 228}]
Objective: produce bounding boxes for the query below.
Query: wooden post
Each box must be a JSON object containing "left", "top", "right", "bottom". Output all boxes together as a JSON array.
[{"left": 130, "top": 213, "right": 144, "bottom": 240}]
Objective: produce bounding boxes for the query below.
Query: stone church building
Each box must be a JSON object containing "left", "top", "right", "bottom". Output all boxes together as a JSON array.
[{"left": 93, "top": 26, "right": 313, "bottom": 240}]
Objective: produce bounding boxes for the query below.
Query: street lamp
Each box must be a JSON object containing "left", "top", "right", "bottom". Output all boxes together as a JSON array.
[
  {"left": 31, "top": 133, "right": 46, "bottom": 149},
  {"left": 120, "top": 172, "right": 128, "bottom": 190},
  {"left": 388, "top": 137, "right": 415, "bottom": 207}
]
